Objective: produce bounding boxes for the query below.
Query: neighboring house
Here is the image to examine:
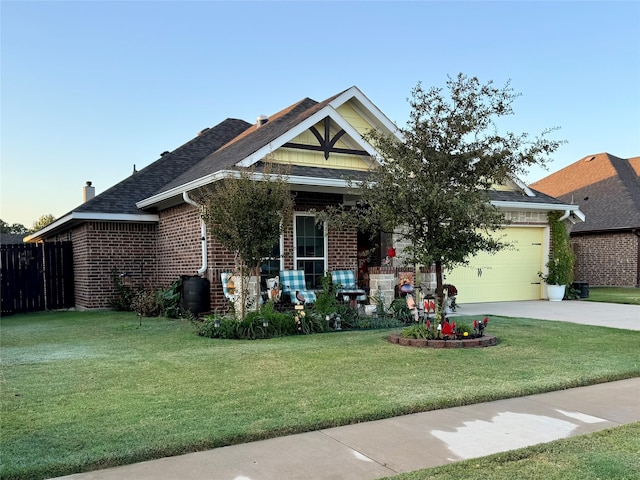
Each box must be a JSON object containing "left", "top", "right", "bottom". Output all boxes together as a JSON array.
[
  {"left": 26, "top": 86, "right": 584, "bottom": 310},
  {"left": 531, "top": 153, "right": 640, "bottom": 287},
  {"left": 1, "top": 233, "right": 29, "bottom": 245}
]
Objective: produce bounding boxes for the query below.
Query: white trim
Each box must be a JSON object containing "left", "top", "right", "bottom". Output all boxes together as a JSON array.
[
  {"left": 491, "top": 200, "right": 585, "bottom": 221},
  {"left": 236, "top": 105, "right": 380, "bottom": 168},
  {"left": 136, "top": 170, "right": 366, "bottom": 209},
  {"left": 25, "top": 212, "right": 159, "bottom": 242},
  {"left": 328, "top": 86, "right": 403, "bottom": 140}
]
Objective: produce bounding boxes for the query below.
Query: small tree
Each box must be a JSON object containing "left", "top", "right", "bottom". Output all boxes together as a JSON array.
[
  {"left": 196, "top": 163, "right": 293, "bottom": 319},
  {"left": 333, "top": 74, "right": 564, "bottom": 310}
]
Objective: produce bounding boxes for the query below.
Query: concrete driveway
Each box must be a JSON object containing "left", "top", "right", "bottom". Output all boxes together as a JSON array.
[{"left": 457, "top": 300, "right": 640, "bottom": 330}]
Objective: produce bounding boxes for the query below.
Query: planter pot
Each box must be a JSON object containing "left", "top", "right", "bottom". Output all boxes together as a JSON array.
[{"left": 546, "top": 284, "right": 566, "bottom": 302}]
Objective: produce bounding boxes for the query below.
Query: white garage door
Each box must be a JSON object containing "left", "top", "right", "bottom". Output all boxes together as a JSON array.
[{"left": 445, "top": 227, "right": 545, "bottom": 303}]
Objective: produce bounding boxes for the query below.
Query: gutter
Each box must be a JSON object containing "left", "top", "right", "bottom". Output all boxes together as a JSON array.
[{"left": 183, "top": 191, "right": 208, "bottom": 276}]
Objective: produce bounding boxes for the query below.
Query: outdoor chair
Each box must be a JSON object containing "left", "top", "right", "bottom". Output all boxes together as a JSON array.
[
  {"left": 331, "top": 270, "right": 366, "bottom": 308},
  {"left": 279, "top": 270, "right": 316, "bottom": 305}
]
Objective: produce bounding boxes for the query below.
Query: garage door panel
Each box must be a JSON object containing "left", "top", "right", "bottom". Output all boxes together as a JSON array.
[{"left": 446, "top": 227, "right": 544, "bottom": 303}]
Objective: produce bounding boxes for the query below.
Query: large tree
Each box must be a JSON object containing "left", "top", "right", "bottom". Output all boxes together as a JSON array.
[
  {"left": 0, "top": 220, "right": 29, "bottom": 235},
  {"left": 32, "top": 214, "right": 56, "bottom": 232},
  {"left": 195, "top": 163, "right": 293, "bottom": 318},
  {"left": 348, "top": 74, "right": 564, "bottom": 308}
]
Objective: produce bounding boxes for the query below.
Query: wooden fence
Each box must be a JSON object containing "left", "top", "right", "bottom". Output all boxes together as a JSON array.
[{"left": 1, "top": 242, "right": 74, "bottom": 315}]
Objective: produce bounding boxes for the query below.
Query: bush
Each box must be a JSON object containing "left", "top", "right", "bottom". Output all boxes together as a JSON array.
[
  {"left": 108, "top": 268, "right": 136, "bottom": 311},
  {"left": 131, "top": 290, "right": 163, "bottom": 317},
  {"left": 131, "top": 279, "right": 184, "bottom": 318},
  {"left": 312, "top": 273, "right": 338, "bottom": 314}
]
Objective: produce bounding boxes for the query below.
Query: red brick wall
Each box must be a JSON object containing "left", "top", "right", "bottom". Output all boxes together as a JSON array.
[
  {"left": 571, "top": 231, "right": 639, "bottom": 286},
  {"left": 44, "top": 195, "right": 361, "bottom": 311},
  {"left": 157, "top": 204, "right": 237, "bottom": 312},
  {"left": 68, "top": 221, "right": 157, "bottom": 309},
  {"left": 328, "top": 226, "right": 358, "bottom": 271}
]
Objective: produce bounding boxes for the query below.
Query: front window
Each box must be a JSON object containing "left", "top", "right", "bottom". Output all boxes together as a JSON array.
[{"left": 294, "top": 214, "right": 327, "bottom": 289}]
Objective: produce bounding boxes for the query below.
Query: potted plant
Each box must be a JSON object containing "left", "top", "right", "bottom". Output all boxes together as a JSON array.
[{"left": 538, "top": 212, "right": 575, "bottom": 301}]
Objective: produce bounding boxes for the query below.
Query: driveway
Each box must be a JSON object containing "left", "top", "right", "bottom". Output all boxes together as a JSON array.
[{"left": 456, "top": 300, "right": 640, "bottom": 330}]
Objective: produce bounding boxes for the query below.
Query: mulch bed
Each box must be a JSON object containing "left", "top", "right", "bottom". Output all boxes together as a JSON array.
[{"left": 388, "top": 333, "right": 497, "bottom": 348}]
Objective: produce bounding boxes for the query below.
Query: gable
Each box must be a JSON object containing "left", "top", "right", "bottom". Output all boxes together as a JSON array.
[
  {"left": 531, "top": 153, "right": 640, "bottom": 232},
  {"left": 137, "top": 87, "right": 400, "bottom": 209}
]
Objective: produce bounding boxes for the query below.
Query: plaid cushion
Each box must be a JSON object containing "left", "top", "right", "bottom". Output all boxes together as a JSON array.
[
  {"left": 331, "top": 270, "right": 366, "bottom": 302},
  {"left": 279, "top": 270, "right": 316, "bottom": 304}
]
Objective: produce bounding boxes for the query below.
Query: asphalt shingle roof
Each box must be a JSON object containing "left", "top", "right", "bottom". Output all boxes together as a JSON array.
[
  {"left": 531, "top": 153, "right": 640, "bottom": 232},
  {"left": 157, "top": 92, "right": 346, "bottom": 194},
  {"left": 73, "top": 118, "right": 251, "bottom": 215}
]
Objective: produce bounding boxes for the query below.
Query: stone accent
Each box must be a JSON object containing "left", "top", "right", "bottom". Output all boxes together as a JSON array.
[{"left": 368, "top": 267, "right": 396, "bottom": 309}]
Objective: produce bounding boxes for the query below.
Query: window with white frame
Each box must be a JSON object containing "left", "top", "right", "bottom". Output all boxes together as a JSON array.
[{"left": 294, "top": 214, "right": 327, "bottom": 290}]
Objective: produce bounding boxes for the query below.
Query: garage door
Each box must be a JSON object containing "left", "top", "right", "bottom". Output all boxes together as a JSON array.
[{"left": 445, "top": 227, "right": 545, "bottom": 303}]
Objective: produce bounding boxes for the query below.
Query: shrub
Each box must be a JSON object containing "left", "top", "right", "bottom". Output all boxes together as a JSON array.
[
  {"left": 131, "top": 279, "right": 184, "bottom": 318},
  {"left": 401, "top": 324, "right": 435, "bottom": 339},
  {"left": 131, "top": 290, "right": 163, "bottom": 317},
  {"left": 108, "top": 268, "right": 136, "bottom": 311},
  {"left": 312, "top": 273, "right": 338, "bottom": 314}
]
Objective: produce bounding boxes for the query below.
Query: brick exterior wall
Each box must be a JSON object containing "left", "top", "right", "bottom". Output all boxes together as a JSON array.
[
  {"left": 571, "top": 231, "right": 639, "bottom": 286},
  {"left": 46, "top": 205, "right": 568, "bottom": 311},
  {"left": 68, "top": 221, "right": 157, "bottom": 309}
]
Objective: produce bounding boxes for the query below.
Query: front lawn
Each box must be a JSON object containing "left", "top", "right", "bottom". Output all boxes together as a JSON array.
[
  {"left": 1, "top": 311, "right": 639, "bottom": 479},
  {"left": 585, "top": 286, "right": 640, "bottom": 305}
]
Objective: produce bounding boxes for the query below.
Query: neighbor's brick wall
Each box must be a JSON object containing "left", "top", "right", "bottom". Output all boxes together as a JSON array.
[
  {"left": 571, "top": 231, "right": 639, "bottom": 286},
  {"left": 68, "top": 221, "right": 157, "bottom": 309}
]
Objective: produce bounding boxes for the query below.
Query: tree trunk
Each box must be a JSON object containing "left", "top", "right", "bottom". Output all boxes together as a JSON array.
[{"left": 435, "top": 260, "right": 445, "bottom": 321}]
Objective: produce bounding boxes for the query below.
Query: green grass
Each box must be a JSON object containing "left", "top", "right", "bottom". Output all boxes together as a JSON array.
[
  {"left": 585, "top": 286, "right": 640, "bottom": 305},
  {"left": 383, "top": 422, "right": 640, "bottom": 480},
  {"left": 1, "top": 311, "right": 639, "bottom": 479}
]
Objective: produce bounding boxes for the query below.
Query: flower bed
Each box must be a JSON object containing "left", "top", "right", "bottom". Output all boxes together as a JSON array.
[{"left": 388, "top": 333, "right": 497, "bottom": 348}]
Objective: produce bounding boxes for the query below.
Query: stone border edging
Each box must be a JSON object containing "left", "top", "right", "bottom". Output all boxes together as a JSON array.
[{"left": 388, "top": 333, "right": 497, "bottom": 348}]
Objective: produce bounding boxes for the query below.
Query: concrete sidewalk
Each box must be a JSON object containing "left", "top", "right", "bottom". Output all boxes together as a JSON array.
[
  {"left": 52, "top": 379, "right": 640, "bottom": 480},
  {"left": 457, "top": 300, "right": 640, "bottom": 330}
]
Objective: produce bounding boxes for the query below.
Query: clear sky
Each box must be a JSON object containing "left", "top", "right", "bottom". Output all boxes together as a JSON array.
[{"left": 2, "top": 0, "right": 639, "bottom": 228}]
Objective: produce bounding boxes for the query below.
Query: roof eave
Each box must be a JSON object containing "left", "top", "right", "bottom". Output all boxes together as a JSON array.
[
  {"left": 491, "top": 200, "right": 585, "bottom": 222},
  {"left": 25, "top": 212, "right": 159, "bottom": 242}
]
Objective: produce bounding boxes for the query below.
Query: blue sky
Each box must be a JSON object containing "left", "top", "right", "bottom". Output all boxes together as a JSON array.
[{"left": 2, "top": 0, "right": 639, "bottom": 227}]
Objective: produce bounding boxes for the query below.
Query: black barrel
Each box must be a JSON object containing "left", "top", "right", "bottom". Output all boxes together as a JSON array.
[
  {"left": 181, "top": 275, "right": 211, "bottom": 315},
  {"left": 572, "top": 281, "right": 589, "bottom": 299}
]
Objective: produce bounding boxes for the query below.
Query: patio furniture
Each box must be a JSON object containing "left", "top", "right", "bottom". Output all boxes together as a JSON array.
[
  {"left": 279, "top": 270, "right": 316, "bottom": 305},
  {"left": 331, "top": 270, "right": 366, "bottom": 309}
]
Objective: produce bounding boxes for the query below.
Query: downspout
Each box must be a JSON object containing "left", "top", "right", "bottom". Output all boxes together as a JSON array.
[
  {"left": 558, "top": 209, "right": 571, "bottom": 221},
  {"left": 633, "top": 229, "right": 640, "bottom": 288},
  {"left": 183, "top": 191, "right": 207, "bottom": 276}
]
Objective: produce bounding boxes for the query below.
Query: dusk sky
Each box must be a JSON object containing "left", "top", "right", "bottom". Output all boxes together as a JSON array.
[{"left": 2, "top": 0, "right": 639, "bottom": 228}]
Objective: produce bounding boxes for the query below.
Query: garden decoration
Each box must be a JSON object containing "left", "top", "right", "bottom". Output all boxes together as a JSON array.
[
  {"left": 266, "top": 276, "right": 281, "bottom": 302},
  {"left": 388, "top": 314, "right": 495, "bottom": 348},
  {"left": 473, "top": 317, "right": 489, "bottom": 336},
  {"left": 405, "top": 292, "right": 420, "bottom": 322}
]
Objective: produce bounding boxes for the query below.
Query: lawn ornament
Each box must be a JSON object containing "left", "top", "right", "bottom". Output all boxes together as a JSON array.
[
  {"left": 295, "top": 290, "right": 306, "bottom": 305},
  {"left": 473, "top": 317, "right": 489, "bottom": 336}
]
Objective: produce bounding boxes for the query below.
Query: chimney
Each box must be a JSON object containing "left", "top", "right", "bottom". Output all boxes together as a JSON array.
[{"left": 83, "top": 181, "right": 95, "bottom": 203}]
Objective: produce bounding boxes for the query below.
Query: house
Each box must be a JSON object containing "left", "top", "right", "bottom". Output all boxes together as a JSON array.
[
  {"left": 26, "top": 86, "right": 584, "bottom": 310},
  {"left": 531, "top": 153, "right": 640, "bottom": 287}
]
